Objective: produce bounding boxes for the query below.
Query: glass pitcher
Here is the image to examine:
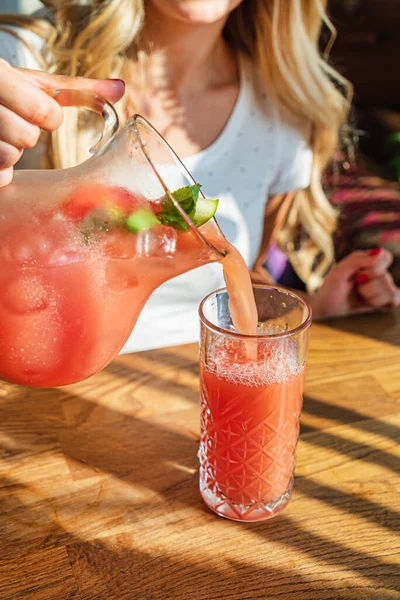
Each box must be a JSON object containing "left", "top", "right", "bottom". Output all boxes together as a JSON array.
[{"left": 0, "top": 90, "right": 229, "bottom": 388}]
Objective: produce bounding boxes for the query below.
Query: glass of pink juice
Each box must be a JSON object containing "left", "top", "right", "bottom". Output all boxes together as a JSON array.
[{"left": 198, "top": 285, "right": 312, "bottom": 522}]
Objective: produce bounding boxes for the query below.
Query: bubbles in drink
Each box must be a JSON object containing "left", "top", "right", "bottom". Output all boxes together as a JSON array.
[
  {"left": 0, "top": 308, "right": 62, "bottom": 379},
  {"left": 256, "top": 323, "right": 288, "bottom": 335},
  {"left": 2, "top": 274, "right": 50, "bottom": 314},
  {"left": 206, "top": 336, "right": 303, "bottom": 387}
]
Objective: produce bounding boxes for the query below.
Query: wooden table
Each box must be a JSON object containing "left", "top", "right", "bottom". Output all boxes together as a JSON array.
[{"left": 0, "top": 311, "right": 399, "bottom": 600}]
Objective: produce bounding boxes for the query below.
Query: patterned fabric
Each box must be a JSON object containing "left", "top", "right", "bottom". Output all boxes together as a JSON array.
[
  {"left": 266, "top": 157, "right": 400, "bottom": 289},
  {"left": 326, "top": 158, "right": 400, "bottom": 285}
]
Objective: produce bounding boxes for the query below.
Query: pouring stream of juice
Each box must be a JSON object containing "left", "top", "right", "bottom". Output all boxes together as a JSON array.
[
  {"left": 201, "top": 219, "right": 258, "bottom": 346},
  {"left": 221, "top": 247, "right": 259, "bottom": 338}
]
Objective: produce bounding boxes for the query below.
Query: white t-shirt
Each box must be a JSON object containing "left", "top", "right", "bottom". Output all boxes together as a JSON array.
[{"left": 0, "top": 27, "right": 313, "bottom": 352}]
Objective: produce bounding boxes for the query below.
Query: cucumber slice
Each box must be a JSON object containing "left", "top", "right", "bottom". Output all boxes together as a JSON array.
[
  {"left": 193, "top": 198, "right": 219, "bottom": 227},
  {"left": 126, "top": 209, "right": 160, "bottom": 233},
  {"left": 125, "top": 196, "right": 218, "bottom": 233}
]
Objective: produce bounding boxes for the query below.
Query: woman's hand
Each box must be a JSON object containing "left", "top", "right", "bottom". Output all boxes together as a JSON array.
[
  {"left": 0, "top": 60, "right": 125, "bottom": 186},
  {"left": 311, "top": 248, "right": 400, "bottom": 319}
]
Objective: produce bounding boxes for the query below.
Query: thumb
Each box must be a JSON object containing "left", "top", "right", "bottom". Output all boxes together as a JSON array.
[{"left": 17, "top": 68, "right": 125, "bottom": 104}]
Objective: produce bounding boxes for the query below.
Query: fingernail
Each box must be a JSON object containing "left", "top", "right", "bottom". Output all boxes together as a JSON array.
[
  {"left": 368, "top": 248, "right": 381, "bottom": 257},
  {"left": 0, "top": 167, "right": 13, "bottom": 187},
  {"left": 109, "top": 78, "right": 125, "bottom": 85},
  {"left": 355, "top": 273, "right": 369, "bottom": 284}
]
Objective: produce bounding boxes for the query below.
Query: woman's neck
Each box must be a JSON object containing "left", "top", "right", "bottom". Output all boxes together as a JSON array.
[
  {"left": 126, "top": 4, "right": 240, "bottom": 157},
  {"left": 140, "top": 6, "right": 237, "bottom": 96}
]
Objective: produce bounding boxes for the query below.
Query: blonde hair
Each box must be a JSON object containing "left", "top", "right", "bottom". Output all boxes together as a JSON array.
[{"left": 0, "top": 0, "right": 350, "bottom": 291}]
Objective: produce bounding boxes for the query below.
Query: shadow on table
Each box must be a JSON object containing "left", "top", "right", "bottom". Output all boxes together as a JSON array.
[
  {"left": 64, "top": 516, "right": 400, "bottom": 599},
  {"left": 102, "top": 349, "right": 200, "bottom": 404},
  {"left": 301, "top": 394, "right": 400, "bottom": 443},
  {"left": 2, "top": 382, "right": 398, "bottom": 520},
  {"left": 320, "top": 310, "right": 400, "bottom": 347},
  {"left": 1, "top": 372, "right": 399, "bottom": 508},
  {"left": 0, "top": 469, "right": 398, "bottom": 600},
  {"left": 0, "top": 380, "right": 399, "bottom": 599}
]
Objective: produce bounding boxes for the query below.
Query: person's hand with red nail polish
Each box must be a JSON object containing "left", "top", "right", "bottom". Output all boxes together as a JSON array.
[{"left": 310, "top": 247, "right": 400, "bottom": 319}]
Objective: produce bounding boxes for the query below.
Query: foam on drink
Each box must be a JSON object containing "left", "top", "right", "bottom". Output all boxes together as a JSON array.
[{"left": 205, "top": 335, "right": 303, "bottom": 387}]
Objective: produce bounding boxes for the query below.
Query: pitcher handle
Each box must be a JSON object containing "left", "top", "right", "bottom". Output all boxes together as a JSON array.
[{"left": 48, "top": 89, "right": 119, "bottom": 154}]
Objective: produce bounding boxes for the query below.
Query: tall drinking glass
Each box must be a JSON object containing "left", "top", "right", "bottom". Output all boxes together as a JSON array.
[{"left": 198, "top": 285, "right": 312, "bottom": 522}]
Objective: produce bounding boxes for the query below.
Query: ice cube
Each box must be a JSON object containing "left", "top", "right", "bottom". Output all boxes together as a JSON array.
[
  {"left": 3, "top": 274, "right": 50, "bottom": 314},
  {"left": 136, "top": 225, "right": 177, "bottom": 259}
]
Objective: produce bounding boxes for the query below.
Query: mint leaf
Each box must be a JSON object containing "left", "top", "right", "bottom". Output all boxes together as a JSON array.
[
  {"left": 172, "top": 184, "right": 201, "bottom": 208},
  {"left": 158, "top": 184, "right": 201, "bottom": 231}
]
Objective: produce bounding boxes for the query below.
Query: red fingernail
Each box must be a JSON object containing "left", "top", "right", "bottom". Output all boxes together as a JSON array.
[
  {"left": 355, "top": 274, "right": 369, "bottom": 284},
  {"left": 368, "top": 248, "right": 381, "bottom": 257}
]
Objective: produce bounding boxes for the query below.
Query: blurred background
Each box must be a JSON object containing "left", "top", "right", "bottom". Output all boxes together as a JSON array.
[
  {"left": 2, "top": 1, "right": 41, "bottom": 12},
  {"left": 328, "top": 0, "right": 399, "bottom": 110}
]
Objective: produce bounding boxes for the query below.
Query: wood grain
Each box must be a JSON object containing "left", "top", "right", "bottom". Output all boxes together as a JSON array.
[{"left": 0, "top": 311, "right": 400, "bottom": 599}]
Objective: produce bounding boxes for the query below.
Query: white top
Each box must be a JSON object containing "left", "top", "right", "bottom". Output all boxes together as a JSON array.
[{"left": 0, "top": 27, "right": 313, "bottom": 352}]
